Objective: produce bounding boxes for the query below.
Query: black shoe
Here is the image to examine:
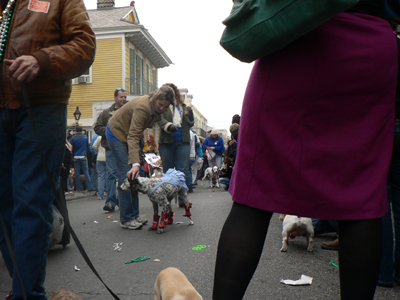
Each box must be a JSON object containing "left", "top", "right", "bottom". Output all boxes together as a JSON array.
[
  {"left": 188, "top": 189, "right": 193, "bottom": 193},
  {"left": 103, "top": 203, "right": 115, "bottom": 212}
]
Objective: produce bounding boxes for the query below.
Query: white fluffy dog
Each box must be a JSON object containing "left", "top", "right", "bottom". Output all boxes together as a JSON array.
[
  {"left": 280, "top": 215, "right": 314, "bottom": 252},
  {"left": 201, "top": 166, "right": 219, "bottom": 188}
]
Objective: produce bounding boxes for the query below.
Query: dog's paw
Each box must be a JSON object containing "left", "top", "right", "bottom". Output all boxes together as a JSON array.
[
  {"left": 307, "top": 245, "right": 314, "bottom": 252},
  {"left": 280, "top": 247, "right": 287, "bottom": 252}
]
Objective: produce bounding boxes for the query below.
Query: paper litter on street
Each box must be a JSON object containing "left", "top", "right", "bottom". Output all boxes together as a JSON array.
[
  {"left": 280, "top": 274, "right": 313, "bottom": 285},
  {"left": 113, "top": 242, "right": 123, "bottom": 251},
  {"left": 74, "top": 266, "right": 80, "bottom": 271}
]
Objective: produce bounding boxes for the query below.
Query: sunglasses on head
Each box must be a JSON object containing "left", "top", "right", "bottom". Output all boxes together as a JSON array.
[{"left": 117, "top": 88, "right": 126, "bottom": 91}]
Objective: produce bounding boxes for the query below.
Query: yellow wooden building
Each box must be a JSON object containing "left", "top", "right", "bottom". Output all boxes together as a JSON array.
[{"left": 67, "top": 1, "right": 172, "bottom": 135}]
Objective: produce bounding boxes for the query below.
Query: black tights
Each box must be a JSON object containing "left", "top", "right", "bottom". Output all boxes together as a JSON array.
[{"left": 213, "top": 202, "right": 382, "bottom": 300}]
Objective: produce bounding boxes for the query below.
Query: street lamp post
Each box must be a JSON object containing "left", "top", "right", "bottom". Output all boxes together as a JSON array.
[{"left": 73, "top": 106, "right": 81, "bottom": 125}]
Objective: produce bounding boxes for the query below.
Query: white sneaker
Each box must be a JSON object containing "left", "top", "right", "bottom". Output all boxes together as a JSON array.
[
  {"left": 135, "top": 216, "right": 148, "bottom": 225},
  {"left": 120, "top": 220, "right": 143, "bottom": 230}
]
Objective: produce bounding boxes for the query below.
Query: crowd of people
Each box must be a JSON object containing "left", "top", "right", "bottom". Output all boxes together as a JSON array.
[{"left": 62, "top": 86, "right": 241, "bottom": 221}]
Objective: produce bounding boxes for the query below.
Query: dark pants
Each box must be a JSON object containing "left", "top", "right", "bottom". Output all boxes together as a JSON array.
[{"left": 0, "top": 103, "right": 67, "bottom": 300}]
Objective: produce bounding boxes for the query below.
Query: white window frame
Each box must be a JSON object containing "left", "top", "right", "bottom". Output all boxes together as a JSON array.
[{"left": 72, "top": 66, "right": 93, "bottom": 85}]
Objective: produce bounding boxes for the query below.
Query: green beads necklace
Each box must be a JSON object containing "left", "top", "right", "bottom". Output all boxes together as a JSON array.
[{"left": 0, "top": 0, "right": 16, "bottom": 62}]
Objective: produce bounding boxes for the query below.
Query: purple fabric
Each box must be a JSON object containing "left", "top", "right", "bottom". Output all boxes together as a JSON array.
[{"left": 230, "top": 12, "right": 398, "bottom": 220}]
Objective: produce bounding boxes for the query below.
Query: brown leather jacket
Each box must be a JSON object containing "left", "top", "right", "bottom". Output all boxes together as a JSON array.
[{"left": 0, "top": 0, "right": 96, "bottom": 109}]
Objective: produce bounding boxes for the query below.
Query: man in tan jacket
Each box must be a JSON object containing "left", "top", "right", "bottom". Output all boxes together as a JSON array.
[{"left": 0, "top": 0, "right": 95, "bottom": 299}]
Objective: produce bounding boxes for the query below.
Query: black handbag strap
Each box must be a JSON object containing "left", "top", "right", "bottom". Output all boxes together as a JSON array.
[{"left": 21, "top": 86, "right": 121, "bottom": 300}]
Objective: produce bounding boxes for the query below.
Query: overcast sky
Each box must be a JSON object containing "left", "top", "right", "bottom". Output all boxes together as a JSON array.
[{"left": 83, "top": 0, "right": 253, "bottom": 131}]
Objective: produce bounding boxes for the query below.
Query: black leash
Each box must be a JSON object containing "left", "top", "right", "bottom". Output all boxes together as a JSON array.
[{"left": 21, "top": 85, "right": 121, "bottom": 300}]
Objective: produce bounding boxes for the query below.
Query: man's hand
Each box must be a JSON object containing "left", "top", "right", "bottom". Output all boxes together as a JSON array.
[
  {"left": 168, "top": 124, "right": 178, "bottom": 133},
  {"left": 4, "top": 56, "right": 40, "bottom": 84},
  {"left": 127, "top": 165, "right": 140, "bottom": 180}
]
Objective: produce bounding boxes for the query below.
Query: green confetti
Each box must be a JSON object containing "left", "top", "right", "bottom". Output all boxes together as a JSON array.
[
  {"left": 329, "top": 260, "right": 339, "bottom": 268},
  {"left": 125, "top": 256, "right": 151, "bottom": 264},
  {"left": 192, "top": 245, "right": 207, "bottom": 251}
]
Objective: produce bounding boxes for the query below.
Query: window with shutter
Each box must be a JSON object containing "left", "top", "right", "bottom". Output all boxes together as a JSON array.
[
  {"left": 136, "top": 56, "right": 144, "bottom": 95},
  {"left": 152, "top": 69, "right": 157, "bottom": 91},
  {"left": 129, "top": 49, "right": 136, "bottom": 95},
  {"left": 146, "top": 64, "right": 150, "bottom": 94}
]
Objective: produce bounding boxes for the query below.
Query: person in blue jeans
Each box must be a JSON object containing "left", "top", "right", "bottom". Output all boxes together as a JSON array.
[
  {"left": 94, "top": 89, "right": 128, "bottom": 212},
  {"left": 70, "top": 125, "right": 93, "bottom": 191},
  {"left": 89, "top": 134, "right": 99, "bottom": 192},
  {"left": 0, "top": 0, "right": 95, "bottom": 298},
  {"left": 157, "top": 83, "right": 195, "bottom": 206},
  {"left": 93, "top": 136, "right": 107, "bottom": 200},
  {"left": 203, "top": 129, "right": 225, "bottom": 168},
  {"left": 107, "top": 85, "right": 175, "bottom": 230}
]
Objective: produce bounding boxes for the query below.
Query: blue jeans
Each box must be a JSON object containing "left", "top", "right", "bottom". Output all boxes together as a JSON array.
[
  {"left": 90, "top": 163, "right": 97, "bottom": 191},
  {"left": 0, "top": 103, "right": 66, "bottom": 300},
  {"left": 108, "top": 139, "right": 140, "bottom": 222},
  {"left": 188, "top": 159, "right": 195, "bottom": 190},
  {"left": 208, "top": 154, "right": 222, "bottom": 168},
  {"left": 379, "top": 120, "right": 400, "bottom": 285},
  {"left": 73, "top": 157, "right": 93, "bottom": 191},
  {"left": 105, "top": 149, "right": 118, "bottom": 208},
  {"left": 219, "top": 177, "right": 231, "bottom": 191},
  {"left": 159, "top": 142, "right": 190, "bottom": 204},
  {"left": 97, "top": 160, "right": 107, "bottom": 198},
  {"left": 312, "top": 218, "right": 339, "bottom": 235}
]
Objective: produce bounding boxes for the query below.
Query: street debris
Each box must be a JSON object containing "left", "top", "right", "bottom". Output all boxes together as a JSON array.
[
  {"left": 329, "top": 260, "right": 339, "bottom": 268},
  {"left": 112, "top": 220, "right": 118, "bottom": 223},
  {"left": 107, "top": 215, "right": 113, "bottom": 219},
  {"left": 94, "top": 221, "right": 99, "bottom": 223},
  {"left": 192, "top": 245, "right": 207, "bottom": 251},
  {"left": 125, "top": 256, "right": 151, "bottom": 264},
  {"left": 153, "top": 259, "right": 160, "bottom": 262},
  {"left": 280, "top": 274, "right": 313, "bottom": 285},
  {"left": 74, "top": 266, "right": 80, "bottom": 271},
  {"left": 175, "top": 221, "right": 183, "bottom": 224},
  {"left": 113, "top": 242, "right": 123, "bottom": 252}
]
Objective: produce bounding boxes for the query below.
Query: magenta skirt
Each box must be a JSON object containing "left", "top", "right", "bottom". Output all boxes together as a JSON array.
[{"left": 230, "top": 12, "right": 398, "bottom": 220}]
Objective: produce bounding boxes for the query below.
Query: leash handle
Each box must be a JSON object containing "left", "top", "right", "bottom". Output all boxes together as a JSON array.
[
  {"left": 22, "top": 85, "right": 121, "bottom": 300},
  {"left": 207, "top": 148, "right": 217, "bottom": 166}
]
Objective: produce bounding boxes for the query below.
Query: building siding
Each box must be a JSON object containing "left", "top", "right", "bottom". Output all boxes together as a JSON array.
[{"left": 69, "top": 38, "right": 123, "bottom": 120}]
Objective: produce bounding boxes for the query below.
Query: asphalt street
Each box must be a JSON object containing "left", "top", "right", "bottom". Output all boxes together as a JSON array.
[{"left": 1, "top": 184, "right": 399, "bottom": 299}]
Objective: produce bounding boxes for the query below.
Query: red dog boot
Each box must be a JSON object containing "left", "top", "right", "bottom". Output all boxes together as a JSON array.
[
  {"left": 149, "top": 215, "right": 160, "bottom": 231},
  {"left": 182, "top": 202, "right": 192, "bottom": 217},
  {"left": 167, "top": 211, "right": 174, "bottom": 225},
  {"left": 159, "top": 212, "right": 168, "bottom": 228}
]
